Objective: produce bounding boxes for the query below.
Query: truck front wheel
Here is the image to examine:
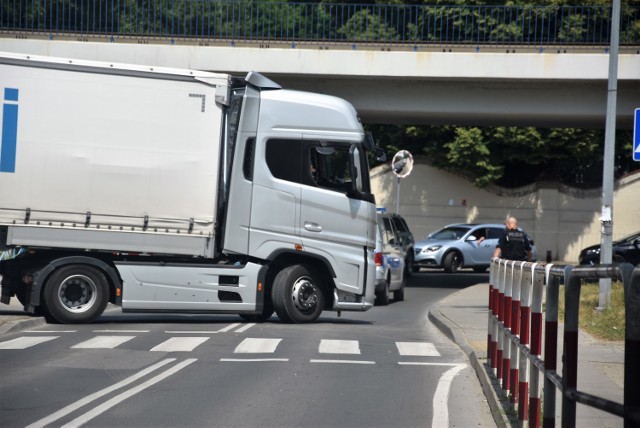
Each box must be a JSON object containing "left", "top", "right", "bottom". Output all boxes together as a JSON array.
[
  {"left": 272, "top": 265, "right": 325, "bottom": 323},
  {"left": 43, "top": 265, "right": 109, "bottom": 324}
]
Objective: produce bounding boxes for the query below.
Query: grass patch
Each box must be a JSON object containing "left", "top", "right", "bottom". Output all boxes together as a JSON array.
[{"left": 558, "top": 281, "right": 625, "bottom": 341}]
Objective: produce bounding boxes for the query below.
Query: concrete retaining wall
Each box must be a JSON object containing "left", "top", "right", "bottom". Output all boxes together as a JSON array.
[{"left": 371, "top": 161, "right": 640, "bottom": 263}]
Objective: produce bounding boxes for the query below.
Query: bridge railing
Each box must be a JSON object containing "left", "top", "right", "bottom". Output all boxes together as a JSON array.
[
  {"left": 1, "top": 1, "right": 638, "bottom": 49},
  {"left": 488, "top": 259, "right": 640, "bottom": 427}
]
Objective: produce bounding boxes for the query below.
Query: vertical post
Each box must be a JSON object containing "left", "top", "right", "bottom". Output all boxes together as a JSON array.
[
  {"left": 530, "top": 264, "right": 544, "bottom": 428},
  {"left": 490, "top": 260, "right": 501, "bottom": 372},
  {"left": 598, "top": 0, "right": 621, "bottom": 309},
  {"left": 396, "top": 177, "right": 401, "bottom": 214},
  {"left": 518, "top": 264, "right": 534, "bottom": 425},
  {"left": 621, "top": 264, "right": 639, "bottom": 428},
  {"left": 509, "top": 262, "right": 525, "bottom": 403},
  {"left": 561, "top": 273, "right": 581, "bottom": 428},
  {"left": 496, "top": 259, "right": 508, "bottom": 381},
  {"left": 543, "top": 265, "right": 571, "bottom": 428},
  {"left": 488, "top": 259, "right": 496, "bottom": 364},
  {"left": 502, "top": 261, "right": 515, "bottom": 393}
]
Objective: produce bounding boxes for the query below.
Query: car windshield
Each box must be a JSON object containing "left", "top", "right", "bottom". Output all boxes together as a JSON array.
[{"left": 429, "top": 226, "right": 470, "bottom": 240}]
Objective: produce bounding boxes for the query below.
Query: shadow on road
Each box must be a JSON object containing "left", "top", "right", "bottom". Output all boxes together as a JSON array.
[{"left": 407, "top": 270, "right": 489, "bottom": 290}]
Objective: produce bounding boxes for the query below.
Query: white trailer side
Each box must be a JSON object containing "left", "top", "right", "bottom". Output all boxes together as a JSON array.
[{"left": 0, "top": 53, "right": 229, "bottom": 256}]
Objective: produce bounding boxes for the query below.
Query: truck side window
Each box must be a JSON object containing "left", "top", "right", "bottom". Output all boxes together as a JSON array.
[
  {"left": 266, "top": 139, "right": 302, "bottom": 183},
  {"left": 308, "top": 145, "right": 352, "bottom": 194}
]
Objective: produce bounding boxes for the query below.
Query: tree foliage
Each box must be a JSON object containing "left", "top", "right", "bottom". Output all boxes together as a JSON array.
[{"left": 366, "top": 124, "right": 637, "bottom": 188}]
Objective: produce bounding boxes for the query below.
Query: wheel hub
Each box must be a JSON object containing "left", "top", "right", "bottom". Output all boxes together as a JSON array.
[
  {"left": 58, "top": 275, "right": 97, "bottom": 313},
  {"left": 291, "top": 276, "right": 318, "bottom": 312}
]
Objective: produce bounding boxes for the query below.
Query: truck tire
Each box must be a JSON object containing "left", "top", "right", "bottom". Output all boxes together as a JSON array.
[
  {"left": 272, "top": 265, "right": 325, "bottom": 323},
  {"left": 42, "top": 265, "right": 109, "bottom": 324}
]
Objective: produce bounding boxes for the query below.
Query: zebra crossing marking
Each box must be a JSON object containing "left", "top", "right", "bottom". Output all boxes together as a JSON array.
[
  {"left": 220, "top": 358, "right": 289, "bottom": 363},
  {"left": 234, "top": 323, "right": 255, "bottom": 333},
  {"left": 319, "top": 339, "right": 360, "bottom": 354},
  {"left": 150, "top": 337, "right": 209, "bottom": 352},
  {"left": 310, "top": 359, "right": 375, "bottom": 365},
  {"left": 165, "top": 322, "right": 252, "bottom": 334},
  {"left": 0, "top": 336, "right": 58, "bottom": 349},
  {"left": 72, "top": 336, "right": 135, "bottom": 349},
  {"left": 234, "top": 338, "right": 281, "bottom": 353},
  {"left": 396, "top": 341, "right": 441, "bottom": 357},
  {"left": 1, "top": 334, "right": 450, "bottom": 364}
]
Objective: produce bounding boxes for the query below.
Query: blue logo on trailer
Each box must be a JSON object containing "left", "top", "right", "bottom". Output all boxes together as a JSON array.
[
  {"left": 634, "top": 108, "right": 640, "bottom": 162},
  {"left": 1, "top": 88, "right": 19, "bottom": 173}
]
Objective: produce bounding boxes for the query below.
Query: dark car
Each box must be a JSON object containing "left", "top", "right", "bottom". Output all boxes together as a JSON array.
[{"left": 578, "top": 232, "right": 640, "bottom": 266}]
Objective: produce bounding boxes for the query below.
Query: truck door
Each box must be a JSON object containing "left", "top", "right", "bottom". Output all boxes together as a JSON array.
[{"left": 299, "top": 139, "right": 375, "bottom": 295}]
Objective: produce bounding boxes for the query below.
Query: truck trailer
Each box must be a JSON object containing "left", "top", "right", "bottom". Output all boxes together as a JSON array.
[{"left": 0, "top": 52, "right": 381, "bottom": 324}]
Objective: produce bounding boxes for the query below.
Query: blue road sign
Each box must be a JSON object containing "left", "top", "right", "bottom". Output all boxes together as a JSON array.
[{"left": 634, "top": 108, "right": 640, "bottom": 162}]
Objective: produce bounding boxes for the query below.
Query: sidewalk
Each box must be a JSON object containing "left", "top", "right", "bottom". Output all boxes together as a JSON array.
[
  {"left": 0, "top": 297, "right": 46, "bottom": 335},
  {"left": 429, "top": 283, "right": 625, "bottom": 427}
]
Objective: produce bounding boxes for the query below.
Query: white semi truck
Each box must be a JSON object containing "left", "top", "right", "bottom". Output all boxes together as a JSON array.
[{"left": 0, "top": 52, "right": 382, "bottom": 324}]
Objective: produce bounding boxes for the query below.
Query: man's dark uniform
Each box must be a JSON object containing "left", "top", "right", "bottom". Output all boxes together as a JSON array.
[{"left": 496, "top": 229, "right": 532, "bottom": 261}]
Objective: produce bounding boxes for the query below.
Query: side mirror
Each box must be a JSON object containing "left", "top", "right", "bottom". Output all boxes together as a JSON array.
[{"left": 466, "top": 235, "right": 477, "bottom": 242}]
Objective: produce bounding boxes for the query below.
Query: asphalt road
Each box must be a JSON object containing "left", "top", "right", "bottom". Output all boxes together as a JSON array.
[{"left": 0, "top": 271, "right": 495, "bottom": 428}]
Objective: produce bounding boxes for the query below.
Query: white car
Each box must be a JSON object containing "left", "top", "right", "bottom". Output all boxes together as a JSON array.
[{"left": 374, "top": 212, "right": 406, "bottom": 304}]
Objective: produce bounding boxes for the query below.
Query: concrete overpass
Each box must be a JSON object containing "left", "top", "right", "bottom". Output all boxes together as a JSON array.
[{"left": 1, "top": 38, "right": 639, "bottom": 128}]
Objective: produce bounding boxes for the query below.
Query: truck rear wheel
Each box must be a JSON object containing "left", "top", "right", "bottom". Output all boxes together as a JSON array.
[
  {"left": 43, "top": 265, "right": 109, "bottom": 324},
  {"left": 272, "top": 265, "right": 325, "bottom": 323}
]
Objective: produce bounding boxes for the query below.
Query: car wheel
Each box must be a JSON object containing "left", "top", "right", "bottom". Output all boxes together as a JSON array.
[
  {"left": 272, "top": 265, "right": 325, "bottom": 323},
  {"left": 376, "top": 277, "right": 390, "bottom": 306},
  {"left": 405, "top": 252, "right": 415, "bottom": 277},
  {"left": 613, "top": 254, "right": 627, "bottom": 263},
  {"left": 443, "top": 252, "right": 462, "bottom": 273},
  {"left": 394, "top": 278, "right": 405, "bottom": 302}
]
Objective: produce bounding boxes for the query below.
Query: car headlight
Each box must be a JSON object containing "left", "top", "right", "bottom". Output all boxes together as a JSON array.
[
  {"left": 585, "top": 248, "right": 600, "bottom": 255},
  {"left": 422, "top": 245, "right": 442, "bottom": 253}
]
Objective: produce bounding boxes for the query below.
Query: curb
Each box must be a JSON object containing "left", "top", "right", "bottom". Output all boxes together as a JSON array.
[
  {"left": 428, "top": 304, "right": 515, "bottom": 428},
  {"left": 0, "top": 315, "right": 46, "bottom": 335}
]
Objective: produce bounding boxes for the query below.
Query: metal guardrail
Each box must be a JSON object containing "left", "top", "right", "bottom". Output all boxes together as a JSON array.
[
  {"left": 0, "top": 1, "right": 639, "bottom": 50},
  {"left": 488, "top": 259, "right": 640, "bottom": 427}
]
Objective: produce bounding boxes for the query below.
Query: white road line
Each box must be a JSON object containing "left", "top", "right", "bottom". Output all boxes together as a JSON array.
[
  {"left": 310, "top": 359, "right": 375, "bottom": 365},
  {"left": 60, "top": 359, "right": 197, "bottom": 428},
  {"left": 25, "top": 330, "right": 76, "bottom": 333},
  {"left": 319, "top": 339, "right": 361, "bottom": 354},
  {"left": 71, "top": 336, "right": 135, "bottom": 349},
  {"left": 234, "top": 323, "right": 255, "bottom": 333},
  {"left": 432, "top": 363, "right": 468, "bottom": 428},
  {"left": 26, "top": 358, "right": 177, "bottom": 428},
  {"left": 218, "top": 323, "right": 241, "bottom": 333},
  {"left": 396, "top": 342, "right": 441, "bottom": 357},
  {"left": 220, "top": 358, "right": 289, "bottom": 362},
  {"left": 93, "top": 330, "right": 149, "bottom": 333},
  {"left": 150, "top": 337, "right": 209, "bottom": 352},
  {"left": 398, "top": 362, "right": 462, "bottom": 366},
  {"left": 0, "top": 336, "right": 58, "bottom": 349},
  {"left": 164, "top": 331, "right": 220, "bottom": 334},
  {"left": 234, "top": 338, "right": 281, "bottom": 353}
]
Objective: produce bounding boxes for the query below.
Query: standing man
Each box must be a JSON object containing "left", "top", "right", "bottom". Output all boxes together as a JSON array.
[{"left": 493, "top": 217, "right": 532, "bottom": 262}]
